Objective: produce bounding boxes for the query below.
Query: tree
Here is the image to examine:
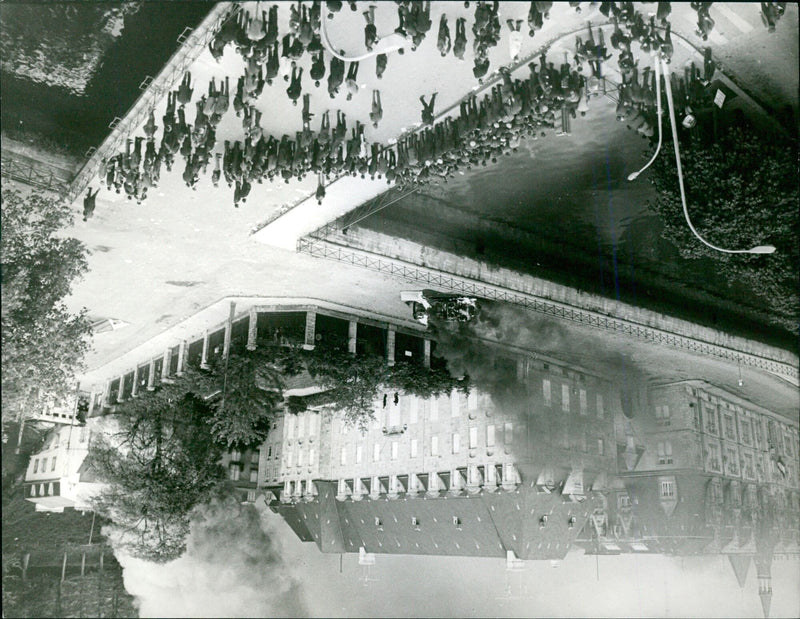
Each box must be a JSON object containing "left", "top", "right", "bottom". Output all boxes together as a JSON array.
[
  {"left": 304, "top": 346, "right": 386, "bottom": 431},
  {"left": 647, "top": 125, "right": 799, "bottom": 334},
  {"left": 303, "top": 342, "right": 468, "bottom": 431},
  {"left": 207, "top": 351, "right": 284, "bottom": 449},
  {"left": 89, "top": 391, "right": 226, "bottom": 563},
  {"left": 385, "top": 359, "right": 470, "bottom": 399},
  {"left": 1, "top": 187, "right": 92, "bottom": 426}
]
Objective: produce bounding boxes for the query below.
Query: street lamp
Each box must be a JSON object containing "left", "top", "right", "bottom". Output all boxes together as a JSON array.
[
  {"left": 627, "top": 54, "right": 664, "bottom": 181},
  {"left": 660, "top": 58, "right": 776, "bottom": 255}
]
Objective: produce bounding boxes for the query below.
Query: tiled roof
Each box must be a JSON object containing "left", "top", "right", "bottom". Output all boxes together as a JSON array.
[{"left": 272, "top": 481, "right": 602, "bottom": 560}]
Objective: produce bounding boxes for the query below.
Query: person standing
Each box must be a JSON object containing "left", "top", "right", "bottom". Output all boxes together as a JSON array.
[
  {"left": 287, "top": 66, "right": 303, "bottom": 105},
  {"left": 420, "top": 92, "right": 437, "bottom": 125},
  {"left": 363, "top": 5, "right": 379, "bottom": 51},
  {"left": 370, "top": 90, "right": 383, "bottom": 128},
  {"left": 437, "top": 14, "right": 452, "bottom": 56},
  {"left": 345, "top": 60, "right": 360, "bottom": 101},
  {"left": 82, "top": 187, "right": 100, "bottom": 221}
]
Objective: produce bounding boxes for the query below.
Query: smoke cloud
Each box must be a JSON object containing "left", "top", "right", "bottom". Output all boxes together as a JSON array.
[
  {"left": 432, "top": 300, "right": 649, "bottom": 413},
  {"left": 109, "top": 492, "right": 308, "bottom": 618}
]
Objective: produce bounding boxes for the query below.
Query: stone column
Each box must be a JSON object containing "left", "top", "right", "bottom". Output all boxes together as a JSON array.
[
  {"left": 247, "top": 308, "right": 258, "bottom": 351},
  {"left": 161, "top": 348, "right": 171, "bottom": 380},
  {"left": 131, "top": 366, "right": 139, "bottom": 398},
  {"left": 386, "top": 328, "right": 396, "bottom": 366},
  {"left": 516, "top": 358, "right": 526, "bottom": 382},
  {"left": 303, "top": 311, "right": 317, "bottom": 351},
  {"left": 348, "top": 320, "right": 358, "bottom": 355},
  {"left": 176, "top": 340, "right": 186, "bottom": 376},
  {"left": 103, "top": 380, "right": 112, "bottom": 407},
  {"left": 200, "top": 330, "right": 210, "bottom": 369},
  {"left": 423, "top": 339, "right": 431, "bottom": 368},
  {"left": 147, "top": 359, "right": 156, "bottom": 391},
  {"left": 116, "top": 375, "right": 125, "bottom": 403},
  {"left": 223, "top": 302, "right": 235, "bottom": 360}
]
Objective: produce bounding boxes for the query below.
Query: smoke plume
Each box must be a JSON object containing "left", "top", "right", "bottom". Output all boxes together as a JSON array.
[{"left": 109, "top": 491, "right": 308, "bottom": 618}]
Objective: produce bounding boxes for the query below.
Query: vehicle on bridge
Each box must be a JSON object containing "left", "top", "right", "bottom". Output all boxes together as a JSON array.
[{"left": 401, "top": 290, "right": 477, "bottom": 326}]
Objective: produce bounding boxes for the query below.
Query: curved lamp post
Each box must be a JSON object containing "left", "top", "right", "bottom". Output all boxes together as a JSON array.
[
  {"left": 627, "top": 53, "right": 664, "bottom": 181},
  {"left": 660, "top": 58, "right": 776, "bottom": 255}
]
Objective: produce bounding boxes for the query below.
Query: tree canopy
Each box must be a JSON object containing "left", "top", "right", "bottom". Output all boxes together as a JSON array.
[
  {"left": 303, "top": 343, "right": 469, "bottom": 431},
  {"left": 89, "top": 392, "right": 226, "bottom": 563},
  {"left": 1, "top": 187, "right": 92, "bottom": 426},
  {"left": 647, "top": 124, "right": 799, "bottom": 334}
]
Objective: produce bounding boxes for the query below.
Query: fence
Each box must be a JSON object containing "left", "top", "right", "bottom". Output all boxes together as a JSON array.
[
  {"left": 297, "top": 236, "right": 799, "bottom": 382},
  {"left": 63, "top": 2, "right": 242, "bottom": 205},
  {"left": 1, "top": 155, "right": 70, "bottom": 193}
]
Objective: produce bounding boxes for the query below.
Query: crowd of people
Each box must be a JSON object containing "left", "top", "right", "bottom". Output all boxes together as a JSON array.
[{"left": 85, "top": 1, "right": 784, "bottom": 216}]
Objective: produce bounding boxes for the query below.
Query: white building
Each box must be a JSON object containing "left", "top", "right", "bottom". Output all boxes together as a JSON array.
[{"left": 23, "top": 422, "right": 102, "bottom": 512}]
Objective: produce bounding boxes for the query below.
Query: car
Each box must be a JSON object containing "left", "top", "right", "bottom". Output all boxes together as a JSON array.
[{"left": 401, "top": 289, "right": 477, "bottom": 325}]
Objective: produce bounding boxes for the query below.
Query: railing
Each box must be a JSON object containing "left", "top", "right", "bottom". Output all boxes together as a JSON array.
[
  {"left": 1, "top": 155, "right": 70, "bottom": 193},
  {"left": 63, "top": 2, "right": 242, "bottom": 205},
  {"left": 297, "top": 236, "right": 799, "bottom": 382}
]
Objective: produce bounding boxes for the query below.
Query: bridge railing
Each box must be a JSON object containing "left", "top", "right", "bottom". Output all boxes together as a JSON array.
[{"left": 63, "top": 2, "right": 242, "bottom": 205}]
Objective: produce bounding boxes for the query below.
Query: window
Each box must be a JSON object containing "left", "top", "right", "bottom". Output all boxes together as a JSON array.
[
  {"left": 452, "top": 433, "right": 460, "bottom": 454},
  {"left": 411, "top": 439, "right": 418, "bottom": 458},
  {"left": 469, "top": 427, "right": 478, "bottom": 449},
  {"left": 247, "top": 490, "right": 257, "bottom": 502},
  {"left": 743, "top": 452, "right": 755, "bottom": 478},
  {"left": 53, "top": 432, "right": 59, "bottom": 448},
  {"left": 704, "top": 406, "right": 718, "bottom": 434},
  {"left": 33, "top": 459, "right": 39, "bottom": 474},
  {"left": 286, "top": 450, "right": 294, "bottom": 467},
  {"left": 230, "top": 450, "right": 241, "bottom": 462},
  {"left": 308, "top": 414, "right": 316, "bottom": 435},
  {"left": 740, "top": 419, "right": 752, "bottom": 445},
  {"left": 308, "top": 448, "right": 315, "bottom": 466},
  {"left": 657, "top": 441, "right": 673, "bottom": 465},
  {"left": 468, "top": 390, "right": 478, "bottom": 410},
  {"left": 356, "top": 445, "right": 363, "bottom": 464},
  {"left": 373, "top": 443, "right": 381, "bottom": 462},
  {"left": 655, "top": 405, "right": 671, "bottom": 425},
  {"left": 597, "top": 439, "right": 605, "bottom": 456},
  {"left": 249, "top": 469, "right": 258, "bottom": 483},
  {"left": 251, "top": 452, "right": 260, "bottom": 464},
  {"left": 340, "top": 447, "right": 347, "bottom": 465},
  {"left": 726, "top": 445, "right": 740, "bottom": 475},
  {"left": 707, "top": 442, "right": 721, "bottom": 472},
  {"left": 724, "top": 414, "right": 736, "bottom": 441},
  {"left": 486, "top": 425, "right": 495, "bottom": 447},
  {"left": 41, "top": 458, "right": 47, "bottom": 472},
  {"left": 579, "top": 389, "right": 587, "bottom": 415},
  {"left": 410, "top": 398, "right": 418, "bottom": 423},
  {"left": 543, "top": 379, "right": 551, "bottom": 406},
  {"left": 297, "top": 450, "right": 305, "bottom": 467},
  {"left": 286, "top": 416, "right": 295, "bottom": 439},
  {"left": 51, "top": 457, "right": 57, "bottom": 472},
  {"left": 229, "top": 464, "right": 240, "bottom": 481},
  {"left": 391, "top": 442, "right": 399, "bottom": 460},
  {"left": 267, "top": 445, "right": 273, "bottom": 458},
  {"left": 504, "top": 422, "right": 513, "bottom": 445},
  {"left": 297, "top": 414, "right": 305, "bottom": 438},
  {"left": 451, "top": 392, "right": 460, "bottom": 417},
  {"left": 430, "top": 397, "right": 439, "bottom": 421},
  {"left": 431, "top": 435, "right": 439, "bottom": 456},
  {"left": 660, "top": 480, "right": 675, "bottom": 498},
  {"left": 561, "top": 384, "right": 570, "bottom": 412},
  {"left": 597, "top": 394, "right": 604, "bottom": 418},
  {"left": 617, "top": 494, "right": 631, "bottom": 509}
]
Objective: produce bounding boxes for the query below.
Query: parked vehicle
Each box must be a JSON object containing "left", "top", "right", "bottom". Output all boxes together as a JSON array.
[{"left": 401, "top": 289, "right": 477, "bottom": 326}]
